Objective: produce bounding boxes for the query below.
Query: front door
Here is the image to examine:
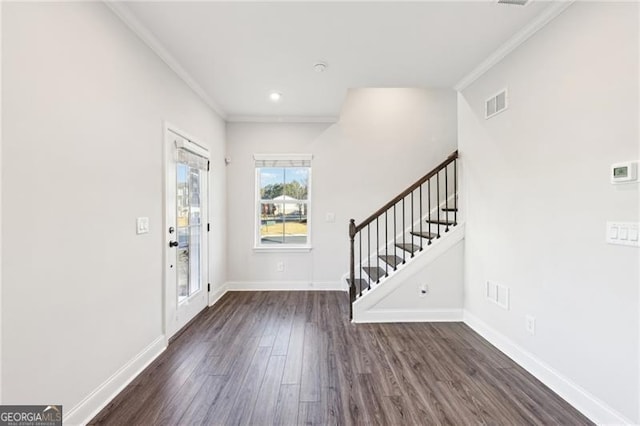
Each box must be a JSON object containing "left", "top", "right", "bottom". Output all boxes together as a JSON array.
[{"left": 165, "top": 127, "right": 209, "bottom": 339}]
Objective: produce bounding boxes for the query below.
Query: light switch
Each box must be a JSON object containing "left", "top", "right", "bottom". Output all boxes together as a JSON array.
[
  {"left": 325, "top": 212, "right": 336, "bottom": 223},
  {"left": 607, "top": 222, "right": 639, "bottom": 247},
  {"left": 137, "top": 217, "right": 149, "bottom": 234},
  {"left": 620, "top": 227, "right": 628, "bottom": 240}
]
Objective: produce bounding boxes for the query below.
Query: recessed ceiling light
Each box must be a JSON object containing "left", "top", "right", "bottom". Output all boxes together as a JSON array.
[
  {"left": 313, "top": 62, "right": 328, "bottom": 73},
  {"left": 269, "top": 91, "right": 282, "bottom": 102}
]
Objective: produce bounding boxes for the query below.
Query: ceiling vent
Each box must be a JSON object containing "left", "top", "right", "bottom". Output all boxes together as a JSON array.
[
  {"left": 497, "top": 0, "right": 529, "bottom": 5},
  {"left": 485, "top": 89, "right": 508, "bottom": 119}
]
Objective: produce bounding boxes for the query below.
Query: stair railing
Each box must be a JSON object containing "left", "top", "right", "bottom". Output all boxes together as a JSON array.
[{"left": 348, "top": 150, "right": 458, "bottom": 319}]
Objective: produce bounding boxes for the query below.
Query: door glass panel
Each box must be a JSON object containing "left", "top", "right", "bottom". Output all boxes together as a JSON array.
[
  {"left": 177, "top": 248, "right": 189, "bottom": 300},
  {"left": 190, "top": 226, "right": 201, "bottom": 292},
  {"left": 189, "top": 168, "right": 201, "bottom": 293},
  {"left": 177, "top": 164, "right": 189, "bottom": 228},
  {"left": 189, "top": 168, "right": 201, "bottom": 225},
  {"left": 176, "top": 163, "right": 203, "bottom": 302}
]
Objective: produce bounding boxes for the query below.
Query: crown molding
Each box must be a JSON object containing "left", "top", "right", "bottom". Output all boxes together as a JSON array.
[
  {"left": 227, "top": 115, "right": 338, "bottom": 124},
  {"left": 454, "top": 1, "right": 575, "bottom": 92},
  {"left": 104, "top": 1, "right": 227, "bottom": 120}
]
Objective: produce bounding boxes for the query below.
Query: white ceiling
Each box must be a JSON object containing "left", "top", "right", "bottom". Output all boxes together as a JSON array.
[{"left": 120, "top": 1, "right": 552, "bottom": 120}]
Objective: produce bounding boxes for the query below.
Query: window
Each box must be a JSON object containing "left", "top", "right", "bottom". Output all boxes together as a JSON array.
[{"left": 255, "top": 154, "right": 312, "bottom": 250}]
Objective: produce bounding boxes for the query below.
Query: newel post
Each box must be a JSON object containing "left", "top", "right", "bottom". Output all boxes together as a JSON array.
[{"left": 348, "top": 219, "right": 357, "bottom": 320}]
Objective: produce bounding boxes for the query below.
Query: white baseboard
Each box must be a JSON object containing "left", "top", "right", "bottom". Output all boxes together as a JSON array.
[
  {"left": 463, "top": 310, "right": 634, "bottom": 426},
  {"left": 225, "top": 281, "right": 347, "bottom": 292},
  {"left": 354, "top": 308, "right": 463, "bottom": 323},
  {"left": 63, "top": 335, "right": 166, "bottom": 426}
]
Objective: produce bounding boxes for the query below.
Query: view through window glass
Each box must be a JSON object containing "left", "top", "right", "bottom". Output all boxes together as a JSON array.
[{"left": 259, "top": 167, "right": 309, "bottom": 245}]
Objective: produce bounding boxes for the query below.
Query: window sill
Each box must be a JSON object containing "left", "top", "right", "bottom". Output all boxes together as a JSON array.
[{"left": 253, "top": 246, "right": 313, "bottom": 253}]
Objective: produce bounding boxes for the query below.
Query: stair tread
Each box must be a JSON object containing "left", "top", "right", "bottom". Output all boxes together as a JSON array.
[
  {"left": 347, "top": 278, "right": 369, "bottom": 292},
  {"left": 410, "top": 231, "right": 438, "bottom": 239},
  {"left": 346, "top": 278, "right": 367, "bottom": 286},
  {"left": 395, "top": 243, "right": 420, "bottom": 254},
  {"left": 378, "top": 255, "right": 403, "bottom": 268},
  {"left": 362, "top": 266, "right": 386, "bottom": 281},
  {"left": 425, "top": 219, "right": 456, "bottom": 225}
]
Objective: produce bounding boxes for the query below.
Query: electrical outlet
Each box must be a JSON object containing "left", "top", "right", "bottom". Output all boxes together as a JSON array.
[
  {"left": 276, "top": 261, "right": 285, "bottom": 272},
  {"left": 526, "top": 315, "right": 536, "bottom": 335}
]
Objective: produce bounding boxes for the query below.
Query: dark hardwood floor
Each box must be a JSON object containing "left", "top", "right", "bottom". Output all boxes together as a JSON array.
[{"left": 90, "top": 291, "right": 591, "bottom": 425}]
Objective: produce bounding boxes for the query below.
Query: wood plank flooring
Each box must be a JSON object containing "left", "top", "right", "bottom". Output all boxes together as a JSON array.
[{"left": 90, "top": 291, "right": 592, "bottom": 425}]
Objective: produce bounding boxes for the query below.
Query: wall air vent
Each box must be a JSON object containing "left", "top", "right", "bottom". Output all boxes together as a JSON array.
[
  {"left": 497, "top": 0, "right": 529, "bottom": 5},
  {"left": 485, "top": 88, "right": 508, "bottom": 119}
]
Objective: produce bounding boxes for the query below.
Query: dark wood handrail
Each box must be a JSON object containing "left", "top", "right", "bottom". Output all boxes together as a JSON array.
[{"left": 354, "top": 150, "right": 458, "bottom": 233}]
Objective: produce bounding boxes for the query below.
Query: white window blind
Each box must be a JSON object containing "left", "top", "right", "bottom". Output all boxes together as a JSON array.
[
  {"left": 176, "top": 138, "right": 209, "bottom": 171},
  {"left": 254, "top": 153, "right": 312, "bottom": 168}
]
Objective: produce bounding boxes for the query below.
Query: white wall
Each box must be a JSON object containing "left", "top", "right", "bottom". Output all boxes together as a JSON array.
[
  {"left": 2, "top": 1, "right": 226, "bottom": 419},
  {"left": 353, "top": 232, "right": 465, "bottom": 323},
  {"left": 459, "top": 2, "right": 638, "bottom": 423},
  {"left": 0, "top": 0, "right": 3, "bottom": 404},
  {"left": 370, "top": 240, "right": 464, "bottom": 312},
  {"left": 226, "top": 88, "right": 457, "bottom": 287}
]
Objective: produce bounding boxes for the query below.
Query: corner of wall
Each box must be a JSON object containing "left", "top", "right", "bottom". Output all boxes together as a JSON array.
[{"left": 208, "top": 283, "right": 228, "bottom": 307}]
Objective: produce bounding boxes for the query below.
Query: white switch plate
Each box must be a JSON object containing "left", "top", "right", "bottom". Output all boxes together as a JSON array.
[
  {"left": 496, "top": 285, "right": 510, "bottom": 310},
  {"left": 620, "top": 227, "right": 628, "bottom": 240},
  {"left": 136, "top": 217, "right": 149, "bottom": 234},
  {"left": 607, "top": 222, "right": 639, "bottom": 247},
  {"left": 485, "top": 281, "right": 496, "bottom": 301},
  {"left": 325, "top": 212, "right": 336, "bottom": 223}
]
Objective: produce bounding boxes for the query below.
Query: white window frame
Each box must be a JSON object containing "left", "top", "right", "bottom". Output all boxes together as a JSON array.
[{"left": 254, "top": 154, "right": 313, "bottom": 252}]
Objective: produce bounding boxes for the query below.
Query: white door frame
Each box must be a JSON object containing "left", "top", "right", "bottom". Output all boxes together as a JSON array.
[{"left": 163, "top": 122, "right": 210, "bottom": 342}]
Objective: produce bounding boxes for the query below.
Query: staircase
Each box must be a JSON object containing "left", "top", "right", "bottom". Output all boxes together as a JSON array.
[{"left": 347, "top": 150, "right": 459, "bottom": 320}]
